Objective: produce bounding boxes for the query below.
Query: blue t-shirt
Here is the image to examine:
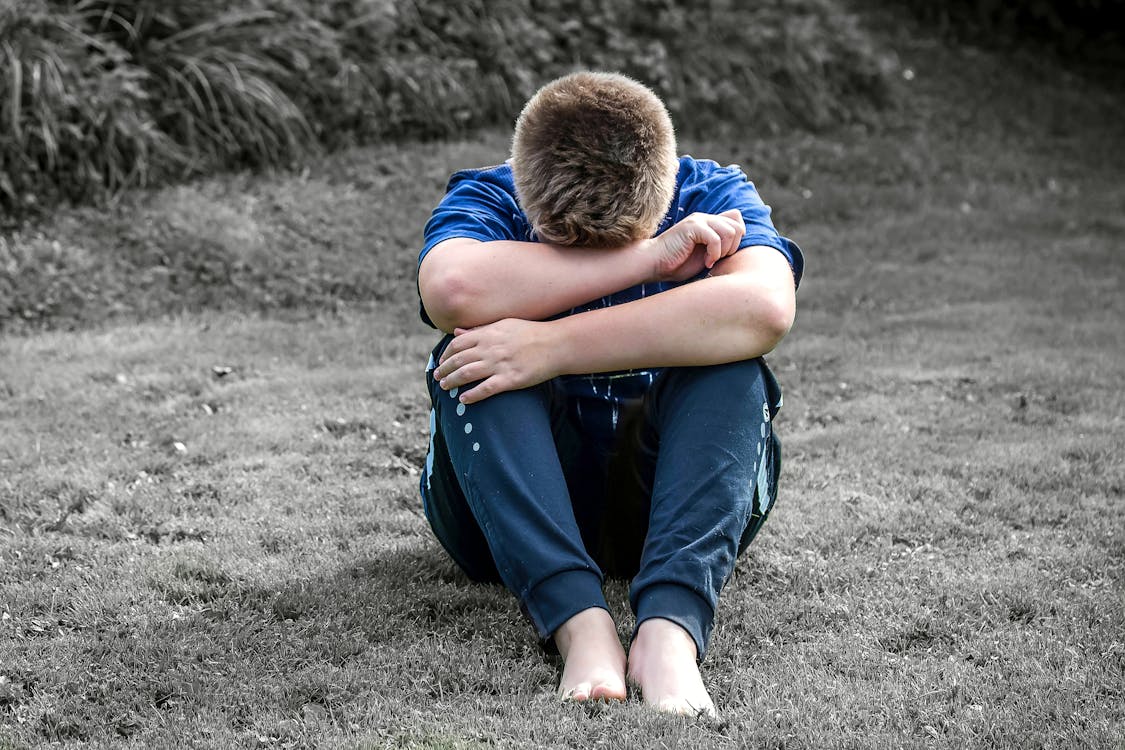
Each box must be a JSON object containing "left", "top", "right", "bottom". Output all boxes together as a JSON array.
[{"left": 419, "top": 157, "right": 803, "bottom": 434}]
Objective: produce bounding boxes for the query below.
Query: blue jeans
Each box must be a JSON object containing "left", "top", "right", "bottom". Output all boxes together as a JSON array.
[{"left": 419, "top": 335, "right": 782, "bottom": 658}]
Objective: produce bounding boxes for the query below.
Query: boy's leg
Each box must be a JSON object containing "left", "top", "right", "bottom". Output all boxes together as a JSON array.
[
  {"left": 422, "top": 336, "right": 606, "bottom": 636},
  {"left": 420, "top": 336, "right": 626, "bottom": 699},
  {"left": 622, "top": 358, "right": 782, "bottom": 714}
]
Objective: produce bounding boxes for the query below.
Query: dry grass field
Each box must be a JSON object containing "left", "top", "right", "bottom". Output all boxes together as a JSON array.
[{"left": 2, "top": 19, "right": 1124, "bottom": 750}]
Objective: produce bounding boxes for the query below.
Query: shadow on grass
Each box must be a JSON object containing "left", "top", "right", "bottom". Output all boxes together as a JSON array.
[
  {"left": 261, "top": 544, "right": 525, "bottom": 647},
  {"left": 19, "top": 545, "right": 556, "bottom": 744}
]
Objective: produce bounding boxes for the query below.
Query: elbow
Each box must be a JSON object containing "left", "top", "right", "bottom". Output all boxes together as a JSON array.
[
  {"left": 418, "top": 259, "right": 477, "bottom": 333},
  {"left": 753, "top": 287, "right": 796, "bottom": 354}
]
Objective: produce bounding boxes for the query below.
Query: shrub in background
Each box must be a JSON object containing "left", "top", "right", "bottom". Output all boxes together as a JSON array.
[
  {"left": 0, "top": 0, "right": 896, "bottom": 216},
  {"left": 311, "top": 0, "right": 894, "bottom": 141},
  {"left": 78, "top": 0, "right": 336, "bottom": 167},
  {"left": 1, "top": 0, "right": 342, "bottom": 214},
  {"left": 0, "top": 0, "right": 180, "bottom": 208},
  {"left": 551, "top": 0, "right": 893, "bottom": 134},
  {"left": 896, "top": 0, "right": 1125, "bottom": 57}
]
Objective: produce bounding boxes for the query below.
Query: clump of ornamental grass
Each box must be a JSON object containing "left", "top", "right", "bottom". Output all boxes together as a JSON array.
[
  {"left": 78, "top": 0, "right": 333, "bottom": 169},
  {"left": 0, "top": 0, "right": 180, "bottom": 208},
  {"left": 1, "top": 0, "right": 337, "bottom": 214}
]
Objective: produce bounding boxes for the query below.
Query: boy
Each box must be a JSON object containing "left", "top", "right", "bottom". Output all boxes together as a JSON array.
[{"left": 416, "top": 72, "right": 803, "bottom": 716}]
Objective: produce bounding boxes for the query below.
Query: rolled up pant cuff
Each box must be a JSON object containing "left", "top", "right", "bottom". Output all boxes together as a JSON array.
[
  {"left": 633, "top": 582, "right": 714, "bottom": 660},
  {"left": 522, "top": 568, "right": 607, "bottom": 642}
]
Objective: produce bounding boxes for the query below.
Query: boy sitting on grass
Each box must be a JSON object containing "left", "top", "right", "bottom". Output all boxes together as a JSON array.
[{"left": 416, "top": 71, "right": 803, "bottom": 717}]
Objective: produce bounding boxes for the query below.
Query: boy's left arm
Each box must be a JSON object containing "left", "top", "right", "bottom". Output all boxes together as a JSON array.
[{"left": 433, "top": 243, "right": 795, "bottom": 404}]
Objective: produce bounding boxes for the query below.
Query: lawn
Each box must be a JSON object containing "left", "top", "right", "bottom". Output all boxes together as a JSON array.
[{"left": 2, "top": 18, "right": 1124, "bottom": 750}]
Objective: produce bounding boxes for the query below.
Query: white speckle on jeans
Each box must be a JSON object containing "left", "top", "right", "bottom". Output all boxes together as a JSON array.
[
  {"left": 760, "top": 422, "right": 766, "bottom": 438},
  {"left": 464, "top": 422, "right": 473, "bottom": 434}
]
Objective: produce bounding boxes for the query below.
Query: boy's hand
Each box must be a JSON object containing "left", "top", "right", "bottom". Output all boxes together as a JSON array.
[
  {"left": 643, "top": 209, "right": 745, "bottom": 282},
  {"left": 434, "top": 319, "right": 559, "bottom": 404}
]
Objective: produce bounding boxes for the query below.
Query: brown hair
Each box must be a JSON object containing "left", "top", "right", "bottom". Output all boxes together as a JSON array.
[{"left": 511, "top": 72, "right": 678, "bottom": 248}]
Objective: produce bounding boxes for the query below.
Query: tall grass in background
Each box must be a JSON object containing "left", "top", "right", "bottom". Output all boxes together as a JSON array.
[
  {"left": 1, "top": 0, "right": 897, "bottom": 216},
  {"left": 80, "top": 0, "right": 329, "bottom": 171},
  {"left": 329, "top": 0, "right": 896, "bottom": 140},
  {"left": 0, "top": 1, "right": 178, "bottom": 207},
  {"left": 1, "top": 0, "right": 337, "bottom": 212}
]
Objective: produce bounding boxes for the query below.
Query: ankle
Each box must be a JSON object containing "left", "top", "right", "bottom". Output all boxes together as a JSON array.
[
  {"left": 634, "top": 617, "right": 699, "bottom": 660},
  {"left": 554, "top": 607, "right": 619, "bottom": 659},
  {"left": 627, "top": 618, "right": 717, "bottom": 718}
]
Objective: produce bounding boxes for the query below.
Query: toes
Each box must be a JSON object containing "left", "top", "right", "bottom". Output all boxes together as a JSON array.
[
  {"left": 561, "top": 681, "right": 627, "bottom": 703},
  {"left": 590, "top": 682, "right": 626, "bottom": 702},
  {"left": 559, "top": 682, "right": 592, "bottom": 702},
  {"left": 654, "top": 697, "right": 688, "bottom": 715}
]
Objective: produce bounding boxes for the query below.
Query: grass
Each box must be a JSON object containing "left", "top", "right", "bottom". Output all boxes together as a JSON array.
[
  {"left": 0, "top": 142, "right": 448, "bottom": 329},
  {"left": 2, "top": 12, "right": 1125, "bottom": 750}
]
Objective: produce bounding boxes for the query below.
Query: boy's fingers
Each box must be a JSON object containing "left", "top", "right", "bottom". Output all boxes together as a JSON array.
[
  {"left": 458, "top": 378, "right": 496, "bottom": 404},
  {"left": 720, "top": 210, "right": 745, "bottom": 252},
  {"left": 435, "top": 348, "right": 480, "bottom": 381},
  {"left": 726, "top": 214, "right": 746, "bottom": 237},
  {"left": 440, "top": 329, "right": 476, "bottom": 364},
  {"left": 702, "top": 227, "right": 723, "bottom": 268},
  {"left": 440, "top": 360, "right": 489, "bottom": 391},
  {"left": 675, "top": 213, "right": 740, "bottom": 268},
  {"left": 708, "top": 217, "right": 741, "bottom": 258},
  {"left": 439, "top": 337, "right": 460, "bottom": 364}
]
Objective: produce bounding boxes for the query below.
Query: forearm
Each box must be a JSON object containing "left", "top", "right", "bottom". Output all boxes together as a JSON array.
[
  {"left": 419, "top": 239, "right": 652, "bottom": 332},
  {"left": 549, "top": 248, "right": 795, "bottom": 373},
  {"left": 429, "top": 248, "right": 795, "bottom": 404}
]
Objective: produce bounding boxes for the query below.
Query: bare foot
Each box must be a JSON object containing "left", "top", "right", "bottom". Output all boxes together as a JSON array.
[
  {"left": 627, "top": 618, "right": 717, "bottom": 718},
  {"left": 554, "top": 607, "right": 627, "bottom": 702}
]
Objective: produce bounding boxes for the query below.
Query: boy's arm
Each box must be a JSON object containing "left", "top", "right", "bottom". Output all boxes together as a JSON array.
[
  {"left": 418, "top": 211, "right": 746, "bottom": 333},
  {"left": 433, "top": 244, "right": 796, "bottom": 404},
  {"left": 419, "top": 239, "right": 650, "bottom": 333}
]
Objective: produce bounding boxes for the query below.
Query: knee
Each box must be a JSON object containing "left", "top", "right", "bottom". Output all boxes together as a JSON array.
[{"left": 656, "top": 358, "right": 770, "bottom": 400}]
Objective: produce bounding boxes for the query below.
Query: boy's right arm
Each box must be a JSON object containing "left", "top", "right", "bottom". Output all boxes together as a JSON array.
[
  {"left": 419, "top": 239, "right": 650, "bottom": 334},
  {"left": 418, "top": 211, "right": 746, "bottom": 333}
]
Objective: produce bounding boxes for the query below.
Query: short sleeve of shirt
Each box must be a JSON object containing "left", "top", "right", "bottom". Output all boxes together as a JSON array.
[
  {"left": 418, "top": 166, "right": 531, "bottom": 328},
  {"left": 419, "top": 167, "right": 527, "bottom": 265},
  {"left": 676, "top": 159, "right": 804, "bottom": 288}
]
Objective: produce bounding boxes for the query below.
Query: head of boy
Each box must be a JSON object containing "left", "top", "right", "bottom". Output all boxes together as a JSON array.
[{"left": 511, "top": 72, "right": 678, "bottom": 249}]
